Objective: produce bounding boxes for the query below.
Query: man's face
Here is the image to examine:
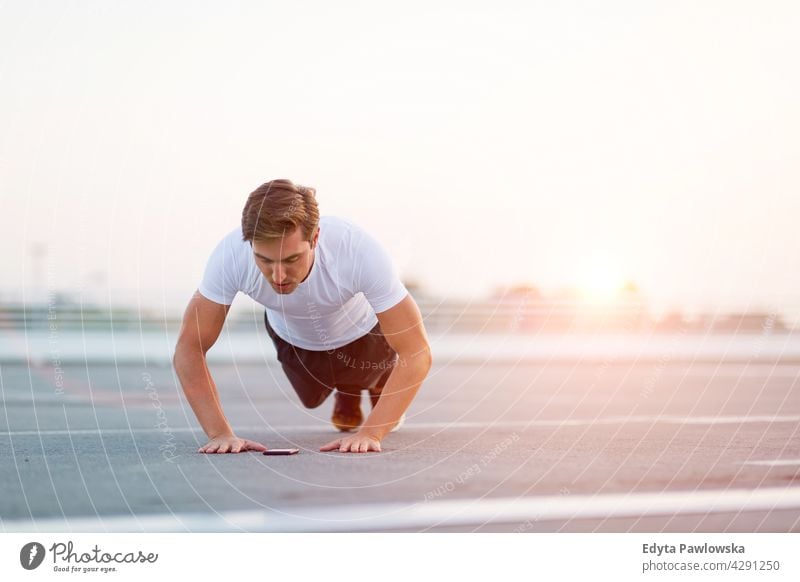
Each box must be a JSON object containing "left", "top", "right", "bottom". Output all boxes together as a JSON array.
[{"left": 251, "top": 227, "right": 318, "bottom": 295}]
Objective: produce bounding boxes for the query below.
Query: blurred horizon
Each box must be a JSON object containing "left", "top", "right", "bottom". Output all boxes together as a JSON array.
[{"left": 2, "top": 278, "right": 798, "bottom": 334}]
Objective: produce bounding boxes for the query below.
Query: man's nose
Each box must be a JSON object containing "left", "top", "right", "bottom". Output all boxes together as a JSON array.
[{"left": 272, "top": 264, "right": 287, "bottom": 283}]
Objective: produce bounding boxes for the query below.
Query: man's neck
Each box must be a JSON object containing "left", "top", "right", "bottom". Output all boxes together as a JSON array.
[{"left": 299, "top": 250, "right": 315, "bottom": 284}]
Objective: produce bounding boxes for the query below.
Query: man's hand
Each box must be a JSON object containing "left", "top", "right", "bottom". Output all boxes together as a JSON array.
[
  {"left": 319, "top": 431, "right": 382, "bottom": 453},
  {"left": 198, "top": 435, "right": 269, "bottom": 454}
]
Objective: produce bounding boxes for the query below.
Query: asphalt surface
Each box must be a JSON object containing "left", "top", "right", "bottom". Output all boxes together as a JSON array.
[{"left": 1, "top": 359, "right": 798, "bottom": 532}]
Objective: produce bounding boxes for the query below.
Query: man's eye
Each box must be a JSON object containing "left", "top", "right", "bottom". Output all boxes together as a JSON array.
[{"left": 259, "top": 257, "right": 297, "bottom": 264}]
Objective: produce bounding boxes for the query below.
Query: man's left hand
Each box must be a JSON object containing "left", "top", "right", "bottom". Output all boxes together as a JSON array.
[{"left": 320, "top": 431, "right": 382, "bottom": 453}]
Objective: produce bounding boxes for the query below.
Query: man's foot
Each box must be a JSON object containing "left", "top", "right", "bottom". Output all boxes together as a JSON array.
[
  {"left": 331, "top": 389, "right": 363, "bottom": 432},
  {"left": 390, "top": 413, "right": 406, "bottom": 433}
]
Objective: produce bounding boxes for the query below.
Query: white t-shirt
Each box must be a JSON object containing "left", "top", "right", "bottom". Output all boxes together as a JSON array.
[{"left": 198, "top": 215, "right": 408, "bottom": 350}]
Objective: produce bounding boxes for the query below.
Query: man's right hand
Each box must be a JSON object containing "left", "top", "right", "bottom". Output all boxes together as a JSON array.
[{"left": 198, "top": 435, "right": 269, "bottom": 454}]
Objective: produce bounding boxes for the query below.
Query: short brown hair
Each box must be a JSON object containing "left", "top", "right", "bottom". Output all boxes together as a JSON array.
[{"left": 241, "top": 179, "right": 320, "bottom": 243}]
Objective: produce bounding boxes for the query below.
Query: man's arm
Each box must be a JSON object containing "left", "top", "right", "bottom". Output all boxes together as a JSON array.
[
  {"left": 320, "top": 294, "right": 432, "bottom": 453},
  {"left": 173, "top": 291, "right": 268, "bottom": 454}
]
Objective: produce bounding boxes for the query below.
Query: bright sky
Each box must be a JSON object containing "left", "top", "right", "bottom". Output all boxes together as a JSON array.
[{"left": 1, "top": 1, "right": 799, "bottom": 317}]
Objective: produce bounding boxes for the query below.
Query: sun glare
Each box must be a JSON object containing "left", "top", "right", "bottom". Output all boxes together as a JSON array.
[{"left": 577, "top": 255, "right": 626, "bottom": 301}]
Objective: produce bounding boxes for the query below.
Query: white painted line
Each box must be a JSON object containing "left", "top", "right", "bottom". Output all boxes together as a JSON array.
[
  {"left": 0, "top": 426, "right": 328, "bottom": 437},
  {"left": 409, "top": 415, "right": 800, "bottom": 428},
  {"left": 740, "top": 459, "right": 800, "bottom": 467},
  {"left": 667, "top": 366, "right": 800, "bottom": 378},
  {"left": 4, "top": 486, "right": 800, "bottom": 532},
  {"left": 1, "top": 414, "right": 799, "bottom": 438}
]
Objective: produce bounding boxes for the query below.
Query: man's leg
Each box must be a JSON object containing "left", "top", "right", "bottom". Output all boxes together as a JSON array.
[
  {"left": 330, "top": 321, "right": 401, "bottom": 431},
  {"left": 339, "top": 376, "right": 405, "bottom": 433},
  {"left": 264, "top": 311, "right": 334, "bottom": 409},
  {"left": 265, "top": 312, "right": 401, "bottom": 431}
]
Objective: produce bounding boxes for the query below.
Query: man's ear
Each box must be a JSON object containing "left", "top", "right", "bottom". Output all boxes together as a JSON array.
[{"left": 311, "top": 227, "right": 320, "bottom": 249}]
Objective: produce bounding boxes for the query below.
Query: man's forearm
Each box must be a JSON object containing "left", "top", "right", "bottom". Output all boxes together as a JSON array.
[
  {"left": 360, "top": 353, "right": 431, "bottom": 440},
  {"left": 173, "top": 345, "right": 234, "bottom": 439}
]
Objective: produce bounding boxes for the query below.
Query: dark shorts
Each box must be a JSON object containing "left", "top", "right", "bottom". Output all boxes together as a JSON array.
[{"left": 264, "top": 311, "right": 399, "bottom": 409}]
